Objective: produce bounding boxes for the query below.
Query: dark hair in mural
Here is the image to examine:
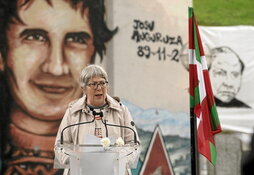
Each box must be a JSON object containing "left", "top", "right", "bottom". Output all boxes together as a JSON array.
[
  {"left": 0, "top": 72, "right": 11, "bottom": 168},
  {"left": 0, "top": 0, "right": 118, "bottom": 62},
  {"left": 0, "top": 0, "right": 117, "bottom": 173},
  {"left": 209, "top": 46, "right": 245, "bottom": 73}
]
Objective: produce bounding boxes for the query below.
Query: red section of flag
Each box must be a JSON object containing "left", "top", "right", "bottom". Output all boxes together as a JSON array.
[
  {"left": 193, "top": 15, "right": 205, "bottom": 56},
  {"left": 203, "top": 70, "right": 215, "bottom": 108},
  {"left": 203, "top": 70, "right": 222, "bottom": 134},
  {"left": 198, "top": 96, "right": 215, "bottom": 161},
  {"left": 189, "top": 16, "right": 194, "bottom": 49}
]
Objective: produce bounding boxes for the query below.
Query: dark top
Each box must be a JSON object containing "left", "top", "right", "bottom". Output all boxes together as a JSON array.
[{"left": 215, "top": 97, "right": 251, "bottom": 108}]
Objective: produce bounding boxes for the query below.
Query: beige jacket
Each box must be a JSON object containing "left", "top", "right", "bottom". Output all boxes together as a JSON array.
[{"left": 54, "top": 95, "right": 139, "bottom": 175}]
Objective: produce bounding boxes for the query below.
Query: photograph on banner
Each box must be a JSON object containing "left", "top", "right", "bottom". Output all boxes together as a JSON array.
[{"left": 179, "top": 26, "right": 254, "bottom": 133}]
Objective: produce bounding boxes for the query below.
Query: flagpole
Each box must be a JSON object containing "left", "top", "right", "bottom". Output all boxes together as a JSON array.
[
  {"left": 189, "top": 6, "right": 200, "bottom": 175},
  {"left": 190, "top": 107, "right": 199, "bottom": 175}
]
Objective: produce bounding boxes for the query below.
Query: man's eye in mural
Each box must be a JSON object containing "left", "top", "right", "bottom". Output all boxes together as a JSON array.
[
  {"left": 65, "top": 32, "right": 91, "bottom": 48},
  {"left": 213, "top": 69, "right": 226, "bottom": 77},
  {"left": 20, "top": 29, "right": 48, "bottom": 43},
  {"left": 232, "top": 72, "right": 240, "bottom": 78}
]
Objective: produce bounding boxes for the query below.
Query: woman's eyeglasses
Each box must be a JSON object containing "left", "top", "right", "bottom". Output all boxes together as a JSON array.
[{"left": 86, "top": 81, "right": 108, "bottom": 89}]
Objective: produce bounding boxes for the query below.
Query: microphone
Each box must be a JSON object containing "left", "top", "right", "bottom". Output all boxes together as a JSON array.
[
  {"left": 100, "top": 113, "right": 139, "bottom": 145},
  {"left": 92, "top": 110, "right": 109, "bottom": 138},
  {"left": 60, "top": 112, "right": 95, "bottom": 144}
]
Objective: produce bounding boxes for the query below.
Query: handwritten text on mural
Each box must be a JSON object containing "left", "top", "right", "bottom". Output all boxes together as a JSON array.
[{"left": 131, "top": 19, "right": 183, "bottom": 62}]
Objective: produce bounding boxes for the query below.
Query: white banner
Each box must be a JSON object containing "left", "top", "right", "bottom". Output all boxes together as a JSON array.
[{"left": 198, "top": 26, "right": 254, "bottom": 133}]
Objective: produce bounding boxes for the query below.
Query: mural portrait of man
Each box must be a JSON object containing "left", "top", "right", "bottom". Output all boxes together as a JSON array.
[
  {"left": 0, "top": 0, "right": 117, "bottom": 174},
  {"left": 209, "top": 46, "right": 250, "bottom": 108}
]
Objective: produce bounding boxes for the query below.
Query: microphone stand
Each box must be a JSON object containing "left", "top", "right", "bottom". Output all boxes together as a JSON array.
[
  {"left": 90, "top": 107, "right": 138, "bottom": 145},
  {"left": 100, "top": 115, "right": 138, "bottom": 145},
  {"left": 102, "top": 117, "right": 109, "bottom": 138},
  {"left": 102, "top": 122, "right": 138, "bottom": 145},
  {"left": 60, "top": 116, "right": 95, "bottom": 144}
]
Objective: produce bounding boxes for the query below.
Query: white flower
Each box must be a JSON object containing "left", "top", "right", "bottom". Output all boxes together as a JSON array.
[
  {"left": 116, "top": 137, "right": 125, "bottom": 146},
  {"left": 100, "top": 137, "right": 111, "bottom": 147}
]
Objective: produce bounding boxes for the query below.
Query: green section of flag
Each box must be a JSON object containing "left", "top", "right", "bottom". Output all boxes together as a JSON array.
[
  {"left": 210, "top": 104, "right": 220, "bottom": 131},
  {"left": 209, "top": 142, "right": 217, "bottom": 165},
  {"left": 193, "top": 22, "right": 201, "bottom": 63},
  {"left": 194, "top": 86, "right": 200, "bottom": 106},
  {"left": 188, "top": 7, "right": 193, "bottom": 19},
  {"left": 190, "top": 95, "right": 195, "bottom": 108}
]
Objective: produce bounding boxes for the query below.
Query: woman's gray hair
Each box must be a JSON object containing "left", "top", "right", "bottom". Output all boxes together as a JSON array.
[{"left": 80, "top": 65, "right": 108, "bottom": 87}]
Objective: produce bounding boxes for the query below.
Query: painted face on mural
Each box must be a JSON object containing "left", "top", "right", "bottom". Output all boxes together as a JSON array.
[
  {"left": 5, "top": 0, "right": 94, "bottom": 120},
  {"left": 209, "top": 51, "right": 242, "bottom": 103}
]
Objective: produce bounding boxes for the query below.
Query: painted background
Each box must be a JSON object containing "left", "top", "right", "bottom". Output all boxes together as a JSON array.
[
  {"left": 2, "top": 0, "right": 254, "bottom": 175},
  {"left": 97, "top": 0, "right": 192, "bottom": 174},
  {"left": 8, "top": 0, "right": 254, "bottom": 175}
]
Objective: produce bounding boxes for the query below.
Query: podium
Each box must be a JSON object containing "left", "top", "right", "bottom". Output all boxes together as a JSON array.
[{"left": 54, "top": 143, "right": 140, "bottom": 175}]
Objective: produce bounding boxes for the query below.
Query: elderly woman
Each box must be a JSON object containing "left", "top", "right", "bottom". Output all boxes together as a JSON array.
[{"left": 54, "top": 65, "right": 139, "bottom": 175}]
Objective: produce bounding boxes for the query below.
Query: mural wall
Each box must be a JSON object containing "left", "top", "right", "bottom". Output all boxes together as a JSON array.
[
  {"left": 103, "top": 0, "right": 191, "bottom": 174},
  {"left": 0, "top": 0, "right": 191, "bottom": 175}
]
